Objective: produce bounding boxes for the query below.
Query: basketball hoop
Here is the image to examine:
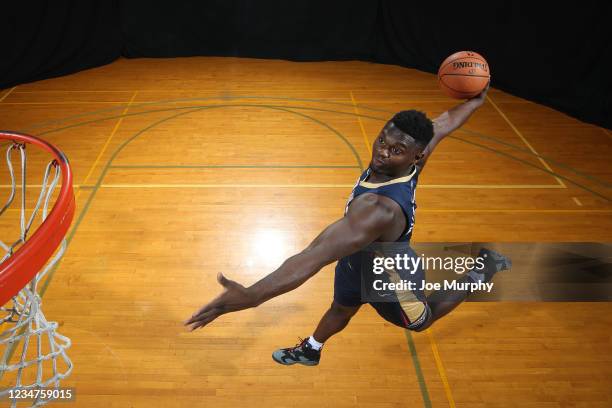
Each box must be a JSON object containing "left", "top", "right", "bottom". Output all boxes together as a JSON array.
[{"left": 0, "top": 131, "right": 75, "bottom": 406}]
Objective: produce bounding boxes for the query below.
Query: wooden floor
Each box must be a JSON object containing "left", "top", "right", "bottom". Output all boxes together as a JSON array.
[{"left": 1, "top": 57, "right": 611, "bottom": 407}]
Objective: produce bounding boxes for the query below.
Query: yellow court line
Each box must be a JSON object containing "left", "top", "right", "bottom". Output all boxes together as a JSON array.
[
  {"left": 0, "top": 86, "right": 17, "bottom": 102},
  {"left": 14, "top": 89, "right": 443, "bottom": 93},
  {"left": 418, "top": 209, "right": 612, "bottom": 213},
  {"left": 99, "top": 183, "right": 354, "bottom": 188},
  {"left": 8, "top": 91, "right": 139, "bottom": 295},
  {"left": 487, "top": 95, "right": 566, "bottom": 188},
  {"left": 14, "top": 90, "right": 135, "bottom": 93},
  {"left": 426, "top": 329, "right": 456, "bottom": 408},
  {"left": 2, "top": 99, "right": 520, "bottom": 105},
  {"left": 350, "top": 91, "right": 372, "bottom": 155},
  {"left": 0, "top": 183, "right": 571, "bottom": 189},
  {"left": 420, "top": 184, "right": 563, "bottom": 189},
  {"left": 0, "top": 185, "right": 87, "bottom": 189},
  {"left": 572, "top": 197, "right": 583, "bottom": 206},
  {"left": 5, "top": 208, "right": 611, "bottom": 213},
  {"left": 1, "top": 101, "right": 135, "bottom": 105},
  {"left": 80, "top": 91, "right": 139, "bottom": 188},
  {"left": 95, "top": 183, "right": 567, "bottom": 189},
  {"left": 0, "top": 99, "right": 446, "bottom": 105}
]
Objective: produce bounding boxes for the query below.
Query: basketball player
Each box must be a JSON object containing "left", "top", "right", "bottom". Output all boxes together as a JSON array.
[{"left": 185, "top": 84, "right": 511, "bottom": 365}]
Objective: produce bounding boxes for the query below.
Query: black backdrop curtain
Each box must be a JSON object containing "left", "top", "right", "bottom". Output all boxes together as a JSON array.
[
  {"left": 120, "top": 0, "right": 378, "bottom": 60},
  {"left": 373, "top": 2, "right": 611, "bottom": 129},
  {"left": 1, "top": 1, "right": 610, "bottom": 128},
  {"left": 0, "top": 1, "right": 120, "bottom": 90}
]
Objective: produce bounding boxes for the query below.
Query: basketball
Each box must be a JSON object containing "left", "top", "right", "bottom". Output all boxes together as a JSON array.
[{"left": 438, "top": 51, "right": 490, "bottom": 99}]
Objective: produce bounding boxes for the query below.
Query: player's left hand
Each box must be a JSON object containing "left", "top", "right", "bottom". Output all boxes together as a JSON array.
[{"left": 185, "top": 273, "right": 256, "bottom": 331}]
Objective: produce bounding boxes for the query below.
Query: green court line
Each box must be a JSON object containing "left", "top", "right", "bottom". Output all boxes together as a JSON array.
[
  {"left": 24, "top": 94, "right": 396, "bottom": 131},
  {"left": 458, "top": 128, "right": 612, "bottom": 189},
  {"left": 37, "top": 103, "right": 387, "bottom": 135},
  {"left": 21, "top": 93, "right": 611, "bottom": 191},
  {"left": 32, "top": 100, "right": 611, "bottom": 327},
  {"left": 39, "top": 104, "right": 366, "bottom": 296},
  {"left": 448, "top": 136, "right": 611, "bottom": 202},
  {"left": 9, "top": 96, "right": 609, "bottom": 408},
  {"left": 35, "top": 104, "right": 367, "bottom": 170},
  {"left": 33, "top": 102, "right": 610, "bottom": 202},
  {"left": 405, "top": 330, "right": 432, "bottom": 408},
  {"left": 31, "top": 102, "right": 433, "bottom": 408}
]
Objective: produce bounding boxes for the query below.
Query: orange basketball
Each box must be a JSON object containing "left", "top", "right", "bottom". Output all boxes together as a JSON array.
[{"left": 438, "top": 51, "right": 490, "bottom": 99}]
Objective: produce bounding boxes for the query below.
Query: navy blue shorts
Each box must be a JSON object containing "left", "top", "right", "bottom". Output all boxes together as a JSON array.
[{"left": 333, "top": 251, "right": 431, "bottom": 331}]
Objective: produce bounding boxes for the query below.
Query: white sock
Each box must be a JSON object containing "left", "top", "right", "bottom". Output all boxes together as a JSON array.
[{"left": 307, "top": 336, "right": 323, "bottom": 351}]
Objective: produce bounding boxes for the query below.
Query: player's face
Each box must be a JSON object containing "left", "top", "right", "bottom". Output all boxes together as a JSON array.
[{"left": 370, "top": 122, "right": 423, "bottom": 175}]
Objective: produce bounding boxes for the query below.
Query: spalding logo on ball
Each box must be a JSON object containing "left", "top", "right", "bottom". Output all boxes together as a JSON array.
[{"left": 438, "top": 51, "right": 490, "bottom": 99}]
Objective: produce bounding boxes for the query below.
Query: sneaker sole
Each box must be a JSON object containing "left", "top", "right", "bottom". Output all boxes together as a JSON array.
[{"left": 271, "top": 353, "right": 319, "bottom": 366}]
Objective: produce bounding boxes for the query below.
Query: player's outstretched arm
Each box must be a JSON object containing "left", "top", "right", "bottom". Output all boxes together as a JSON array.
[
  {"left": 185, "top": 194, "right": 395, "bottom": 331},
  {"left": 420, "top": 83, "right": 489, "bottom": 168}
]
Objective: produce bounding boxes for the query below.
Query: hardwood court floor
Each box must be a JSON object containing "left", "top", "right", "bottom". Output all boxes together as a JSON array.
[{"left": 1, "top": 57, "right": 611, "bottom": 407}]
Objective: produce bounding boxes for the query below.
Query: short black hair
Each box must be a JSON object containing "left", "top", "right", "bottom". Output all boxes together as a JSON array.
[{"left": 390, "top": 110, "right": 434, "bottom": 147}]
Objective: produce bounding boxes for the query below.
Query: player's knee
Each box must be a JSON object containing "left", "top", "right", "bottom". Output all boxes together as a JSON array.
[{"left": 330, "top": 301, "right": 359, "bottom": 318}]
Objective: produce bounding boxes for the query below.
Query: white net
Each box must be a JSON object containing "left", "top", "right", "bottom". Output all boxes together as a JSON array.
[{"left": 0, "top": 142, "right": 73, "bottom": 407}]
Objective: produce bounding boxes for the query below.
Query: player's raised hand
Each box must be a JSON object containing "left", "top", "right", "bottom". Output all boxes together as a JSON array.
[
  {"left": 470, "top": 81, "right": 490, "bottom": 106},
  {"left": 185, "top": 273, "right": 256, "bottom": 331}
]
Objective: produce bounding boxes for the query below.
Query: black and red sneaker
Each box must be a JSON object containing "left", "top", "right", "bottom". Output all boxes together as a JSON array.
[{"left": 272, "top": 337, "right": 321, "bottom": 366}]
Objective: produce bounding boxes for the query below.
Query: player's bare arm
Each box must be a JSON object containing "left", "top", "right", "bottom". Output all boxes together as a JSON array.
[
  {"left": 185, "top": 193, "right": 399, "bottom": 331},
  {"left": 419, "top": 84, "right": 489, "bottom": 168}
]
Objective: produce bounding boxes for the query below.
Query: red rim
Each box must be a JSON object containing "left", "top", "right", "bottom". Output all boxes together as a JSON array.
[{"left": 0, "top": 131, "right": 75, "bottom": 305}]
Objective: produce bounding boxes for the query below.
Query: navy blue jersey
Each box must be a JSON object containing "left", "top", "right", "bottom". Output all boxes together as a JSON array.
[
  {"left": 344, "top": 164, "right": 420, "bottom": 243},
  {"left": 334, "top": 164, "right": 430, "bottom": 329}
]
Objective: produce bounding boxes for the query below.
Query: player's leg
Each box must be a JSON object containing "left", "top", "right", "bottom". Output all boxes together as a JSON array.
[
  {"left": 423, "top": 247, "right": 512, "bottom": 329},
  {"left": 371, "top": 300, "right": 432, "bottom": 332},
  {"left": 272, "top": 260, "right": 363, "bottom": 366},
  {"left": 313, "top": 301, "right": 361, "bottom": 342},
  {"left": 271, "top": 301, "right": 360, "bottom": 366},
  {"left": 370, "top": 247, "right": 511, "bottom": 332},
  {"left": 424, "top": 275, "right": 473, "bottom": 326},
  {"left": 368, "top": 245, "right": 432, "bottom": 332}
]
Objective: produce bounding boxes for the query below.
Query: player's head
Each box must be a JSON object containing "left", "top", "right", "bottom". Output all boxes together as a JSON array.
[{"left": 370, "top": 110, "right": 434, "bottom": 175}]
